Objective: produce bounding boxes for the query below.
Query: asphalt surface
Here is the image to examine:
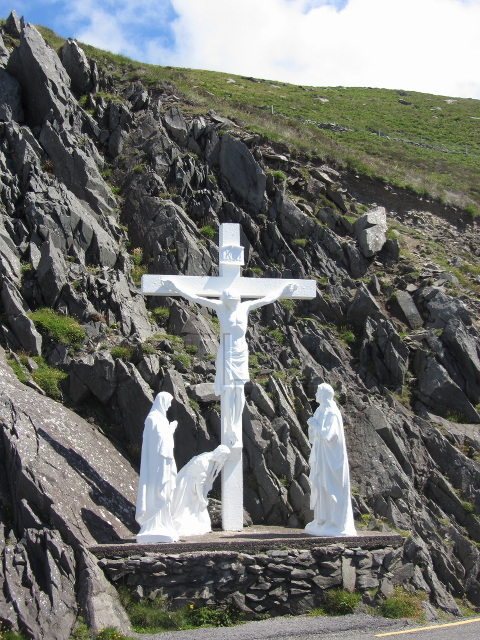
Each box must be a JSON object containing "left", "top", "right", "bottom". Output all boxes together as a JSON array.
[{"left": 131, "top": 613, "right": 480, "bottom": 640}]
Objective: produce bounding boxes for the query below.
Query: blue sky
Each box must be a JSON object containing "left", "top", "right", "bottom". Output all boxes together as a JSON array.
[{"left": 2, "top": 0, "right": 480, "bottom": 99}]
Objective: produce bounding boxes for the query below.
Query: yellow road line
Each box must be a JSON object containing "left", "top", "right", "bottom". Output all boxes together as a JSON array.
[{"left": 375, "top": 618, "right": 480, "bottom": 637}]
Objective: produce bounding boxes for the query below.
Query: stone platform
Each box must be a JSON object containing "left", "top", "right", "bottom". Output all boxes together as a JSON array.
[
  {"left": 90, "top": 525, "right": 403, "bottom": 557},
  {"left": 91, "top": 527, "right": 406, "bottom": 617}
]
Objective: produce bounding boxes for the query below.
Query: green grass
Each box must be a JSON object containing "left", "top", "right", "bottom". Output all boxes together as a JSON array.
[
  {"left": 34, "top": 24, "right": 480, "bottom": 212},
  {"left": 32, "top": 356, "right": 68, "bottom": 399},
  {"left": 310, "top": 589, "right": 361, "bottom": 616},
  {"left": 110, "top": 346, "right": 134, "bottom": 362},
  {"left": 29, "top": 308, "right": 85, "bottom": 347},
  {"left": 380, "top": 587, "right": 427, "bottom": 620},
  {"left": 117, "top": 587, "right": 242, "bottom": 633}
]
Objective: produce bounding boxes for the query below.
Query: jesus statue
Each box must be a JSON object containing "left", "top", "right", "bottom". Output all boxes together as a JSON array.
[{"left": 161, "top": 279, "right": 296, "bottom": 446}]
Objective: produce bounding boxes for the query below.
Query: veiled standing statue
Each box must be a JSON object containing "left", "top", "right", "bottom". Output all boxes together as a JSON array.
[
  {"left": 136, "top": 392, "right": 179, "bottom": 543},
  {"left": 305, "top": 383, "right": 357, "bottom": 537},
  {"left": 171, "top": 444, "right": 230, "bottom": 536}
]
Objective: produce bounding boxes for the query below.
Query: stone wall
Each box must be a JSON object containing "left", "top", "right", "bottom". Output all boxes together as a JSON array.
[{"left": 94, "top": 538, "right": 405, "bottom": 617}]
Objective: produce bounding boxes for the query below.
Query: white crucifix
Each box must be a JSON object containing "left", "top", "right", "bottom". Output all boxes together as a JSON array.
[{"left": 142, "top": 223, "right": 316, "bottom": 531}]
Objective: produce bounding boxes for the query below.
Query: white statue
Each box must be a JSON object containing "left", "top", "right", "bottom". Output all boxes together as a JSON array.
[
  {"left": 171, "top": 444, "right": 230, "bottom": 536},
  {"left": 161, "top": 279, "right": 296, "bottom": 446},
  {"left": 142, "top": 223, "right": 317, "bottom": 530},
  {"left": 136, "top": 392, "right": 179, "bottom": 543},
  {"left": 305, "top": 383, "right": 357, "bottom": 537}
]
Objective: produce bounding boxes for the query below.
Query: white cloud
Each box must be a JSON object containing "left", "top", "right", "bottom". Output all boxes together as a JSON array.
[
  {"left": 158, "top": 0, "right": 480, "bottom": 98},
  {"left": 22, "top": 0, "right": 479, "bottom": 98}
]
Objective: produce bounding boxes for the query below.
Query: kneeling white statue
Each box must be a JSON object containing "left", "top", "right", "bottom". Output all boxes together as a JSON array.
[
  {"left": 171, "top": 445, "right": 230, "bottom": 536},
  {"left": 136, "top": 392, "right": 179, "bottom": 543},
  {"left": 305, "top": 383, "right": 357, "bottom": 537}
]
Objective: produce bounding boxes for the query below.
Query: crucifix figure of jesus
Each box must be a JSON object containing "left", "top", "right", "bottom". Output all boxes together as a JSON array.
[{"left": 142, "top": 224, "right": 316, "bottom": 530}]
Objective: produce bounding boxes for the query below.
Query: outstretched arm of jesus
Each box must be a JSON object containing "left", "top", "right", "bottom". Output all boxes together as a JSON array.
[
  {"left": 161, "top": 279, "right": 222, "bottom": 311},
  {"left": 245, "top": 283, "right": 297, "bottom": 312}
]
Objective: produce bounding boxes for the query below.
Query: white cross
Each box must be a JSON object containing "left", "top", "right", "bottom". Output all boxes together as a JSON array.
[{"left": 142, "top": 223, "right": 316, "bottom": 530}]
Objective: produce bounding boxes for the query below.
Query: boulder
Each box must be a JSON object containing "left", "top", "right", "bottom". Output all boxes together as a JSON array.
[
  {"left": 71, "top": 351, "right": 117, "bottom": 404},
  {"left": 354, "top": 206, "right": 388, "bottom": 257},
  {"left": 414, "top": 349, "right": 480, "bottom": 423},
  {"left": 4, "top": 10, "right": 22, "bottom": 38},
  {"left": 219, "top": 134, "right": 266, "bottom": 209},
  {"left": 0, "top": 69, "right": 24, "bottom": 122},
  {"left": 163, "top": 106, "right": 189, "bottom": 145},
  {"left": 360, "top": 317, "right": 409, "bottom": 390},
  {"left": 347, "top": 284, "right": 383, "bottom": 327},
  {"left": 39, "top": 122, "right": 116, "bottom": 217},
  {"left": 418, "top": 286, "right": 471, "bottom": 328},
  {"left": 36, "top": 239, "right": 68, "bottom": 307},
  {"left": 7, "top": 23, "right": 74, "bottom": 126},
  {"left": 394, "top": 290, "right": 423, "bottom": 330},
  {"left": 115, "top": 359, "right": 154, "bottom": 446},
  {"left": 61, "top": 39, "right": 94, "bottom": 95},
  {"left": 0, "top": 35, "right": 8, "bottom": 67},
  {"left": 442, "top": 318, "right": 480, "bottom": 403},
  {"left": 190, "top": 383, "right": 218, "bottom": 404}
]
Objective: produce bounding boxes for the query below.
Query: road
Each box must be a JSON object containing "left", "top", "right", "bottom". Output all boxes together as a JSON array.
[{"left": 133, "top": 613, "right": 480, "bottom": 640}]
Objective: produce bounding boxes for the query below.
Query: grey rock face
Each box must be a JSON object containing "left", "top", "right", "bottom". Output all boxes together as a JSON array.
[
  {"left": 0, "top": 35, "right": 8, "bottom": 67},
  {"left": 0, "top": 69, "right": 24, "bottom": 122},
  {"left": 414, "top": 349, "right": 480, "bottom": 423},
  {"left": 7, "top": 23, "right": 74, "bottom": 126},
  {"left": 418, "top": 286, "right": 471, "bottom": 328},
  {"left": 4, "top": 11, "right": 23, "bottom": 38},
  {"left": 36, "top": 239, "right": 67, "bottom": 306},
  {"left": 219, "top": 134, "right": 266, "bottom": 209},
  {"left": 39, "top": 122, "right": 116, "bottom": 216},
  {"left": 0, "top": 347, "right": 137, "bottom": 637},
  {"left": 360, "top": 317, "right": 409, "bottom": 390},
  {"left": 347, "top": 284, "right": 383, "bottom": 327},
  {"left": 354, "top": 206, "right": 388, "bottom": 257},
  {"left": 61, "top": 39, "right": 94, "bottom": 95},
  {"left": 394, "top": 290, "right": 423, "bottom": 329}
]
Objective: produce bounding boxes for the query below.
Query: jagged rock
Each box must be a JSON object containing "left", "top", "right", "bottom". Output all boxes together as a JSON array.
[
  {"left": 7, "top": 23, "right": 74, "bottom": 126},
  {"left": 4, "top": 11, "right": 23, "bottom": 38},
  {"left": 441, "top": 318, "right": 480, "bottom": 403},
  {"left": 39, "top": 122, "right": 116, "bottom": 217},
  {"left": 163, "top": 106, "right": 188, "bottom": 145},
  {"left": 36, "top": 239, "right": 67, "bottom": 307},
  {"left": 108, "top": 272, "right": 152, "bottom": 340},
  {"left": 161, "top": 368, "right": 213, "bottom": 468},
  {"left": 414, "top": 349, "right": 480, "bottom": 423},
  {"left": 0, "top": 218, "right": 21, "bottom": 282},
  {"left": 190, "top": 383, "right": 218, "bottom": 403},
  {"left": 354, "top": 206, "right": 388, "bottom": 257},
  {"left": 3, "top": 527, "right": 77, "bottom": 640},
  {"left": 77, "top": 547, "right": 132, "bottom": 637},
  {"left": 168, "top": 302, "right": 218, "bottom": 358},
  {"left": 250, "top": 382, "right": 276, "bottom": 418},
  {"left": 0, "top": 35, "right": 9, "bottom": 67},
  {"left": 60, "top": 39, "right": 94, "bottom": 95},
  {"left": 219, "top": 134, "right": 266, "bottom": 209},
  {"left": 115, "top": 359, "right": 154, "bottom": 446},
  {"left": 0, "top": 346, "right": 138, "bottom": 544},
  {"left": 8, "top": 314, "right": 42, "bottom": 356},
  {"left": 71, "top": 351, "right": 117, "bottom": 404},
  {"left": 347, "top": 284, "right": 383, "bottom": 327},
  {"left": 0, "top": 69, "right": 24, "bottom": 123},
  {"left": 393, "top": 290, "right": 423, "bottom": 330},
  {"left": 360, "top": 317, "right": 409, "bottom": 390},
  {"left": 417, "top": 286, "right": 471, "bottom": 328}
]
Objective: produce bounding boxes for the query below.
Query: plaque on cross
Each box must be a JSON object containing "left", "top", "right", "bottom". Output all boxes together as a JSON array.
[{"left": 142, "top": 223, "right": 316, "bottom": 530}]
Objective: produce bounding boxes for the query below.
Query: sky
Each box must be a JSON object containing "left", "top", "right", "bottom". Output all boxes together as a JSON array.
[{"left": 2, "top": 0, "right": 480, "bottom": 99}]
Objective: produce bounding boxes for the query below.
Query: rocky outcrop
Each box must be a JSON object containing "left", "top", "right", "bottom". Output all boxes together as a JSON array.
[{"left": 1, "top": 21, "right": 480, "bottom": 637}]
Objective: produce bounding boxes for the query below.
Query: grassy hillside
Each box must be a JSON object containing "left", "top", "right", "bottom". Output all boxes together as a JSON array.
[{"left": 21, "top": 26, "right": 478, "bottom": 216}]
